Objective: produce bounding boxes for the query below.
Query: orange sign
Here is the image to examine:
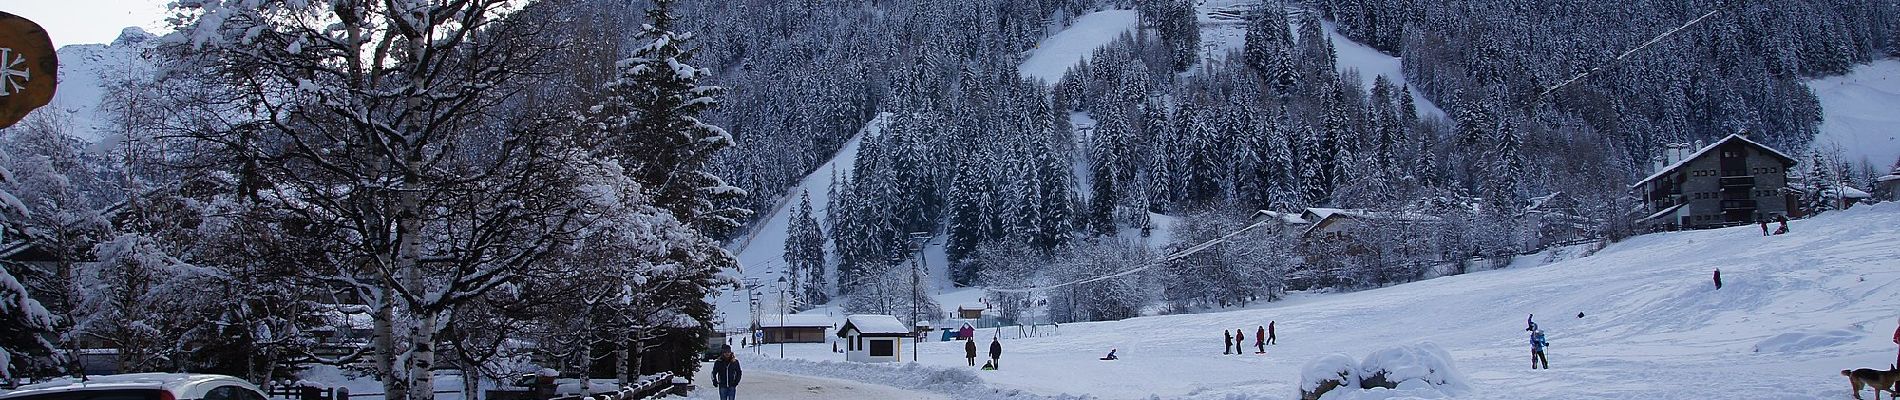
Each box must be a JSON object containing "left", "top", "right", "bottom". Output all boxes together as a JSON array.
[{"left": 0, "top": 11, "right": 58, "bottom": 129}]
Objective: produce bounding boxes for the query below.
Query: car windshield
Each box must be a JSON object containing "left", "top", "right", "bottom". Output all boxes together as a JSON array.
[{"left": 6, "top": 389, "right": 164, "bottom": 400}]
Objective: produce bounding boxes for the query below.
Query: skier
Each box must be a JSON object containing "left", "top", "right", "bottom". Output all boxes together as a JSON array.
[
  {"left": 1224, "top": 330, "right": 1233, "bottom": 354},
  {"left": 1100, "top": 349, "right": 1118, "bottom": 360},
  {"left": 1268, "top": 321, "right": 1277, "bottom": 345},
  {"left": 1774, "top": 215, "right": 1789, "bottom": 235},
  {"left": 964, "top": 337, "right": 978, "bottom": 366},
  {"left": 1255, "top": 325, "right": 1267, "bottom": 353},
  {"left": 1234, "top": 329, "right": 1245, "bottom": 355},
  {"left": 1713, "top": 269, "right": 1722, "bottom": 290},
  {"left": 989, "top": 337, "right": 1003, "bottom": 369},
  {"left": 712, "top": 350, "right": 743, "bottom": 400},
  {"left": 1759, "top": 219, "right": 1769, "bottom": 236},
  {"left": 1530, "top": 329, "right": 1550, "bottom": 369}
]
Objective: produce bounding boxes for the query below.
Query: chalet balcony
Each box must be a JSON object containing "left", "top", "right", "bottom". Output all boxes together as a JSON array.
[
  {"left": 1719, "top": 175, "right": 1755, "bottom": 188},
  {"left": 1721, "top": 200, "right": 1757, "bottom": 211}
]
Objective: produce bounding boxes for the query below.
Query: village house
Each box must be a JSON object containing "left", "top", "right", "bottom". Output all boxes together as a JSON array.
[
  {"left": 752, "top": 314, "right": 832, "bottom": 344},
  {"left": 1631, "top": 134, "right": 1798, "bottom": 230},
  {"left": 1879, "top": 167, "right": 1900, "bottom": 202},
  {"left": 838, "top": 314, "right": 909, "bottom": 363}
]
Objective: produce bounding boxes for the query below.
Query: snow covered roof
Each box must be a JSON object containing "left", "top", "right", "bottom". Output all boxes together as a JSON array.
[
  {"left": 1637, "top": 203, "right": 1687, "bottom": 223},
  {"left": 1878, "top": 174, "right": 1900, "bottom": 183},
  {"left": 1253, "top": 210, "right": 1310, "bottom": 225},
  {"left": 10, "top": 373, "right": 257, "bottom": 397},
  {"left": 957, "top": 304, "right": 988, "bottom": 311},
  {"left": 1840, "top": 186, "right": 1872, "bottom": 199},
  {"left": 754, "top": 314, "right": 833, "bottom": 329},
  {"left": 838, "top": 314, "right": 910, "bottom": 337},
  {"left": 1632, "top": 134, "right": 1797, "bottom": 189}
]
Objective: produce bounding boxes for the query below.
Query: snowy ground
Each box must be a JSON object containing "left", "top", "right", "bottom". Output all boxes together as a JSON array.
[
  {"left": 683, "top": 363, "right": 949, "bottom": 400},
  {"left": 1806, "top": 58, "right": 1900, "bottom": 166},
  {"left": 734, "top": 204, "right": 1900, "bottom": 399}
]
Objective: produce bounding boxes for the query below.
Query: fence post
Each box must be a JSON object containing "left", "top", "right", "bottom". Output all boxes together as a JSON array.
[{"left": 333, "top": 387, "right": 349, "bottom": 400}]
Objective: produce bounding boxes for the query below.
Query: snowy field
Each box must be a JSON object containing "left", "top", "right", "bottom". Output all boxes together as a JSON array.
[
  {"left": 739, "top": 204, "right": 1900, "bottom": 399},
  {"left": 1807, "top": 58, "right": 1900, "bottom": 166}
]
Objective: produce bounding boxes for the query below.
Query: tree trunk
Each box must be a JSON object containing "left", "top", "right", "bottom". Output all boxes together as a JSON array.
[
  {"left": 405, "top": 311, "right": 438, "bottom": 400},
  {"left": 375, "top": 286, "right": 405, "bottom": 400}
]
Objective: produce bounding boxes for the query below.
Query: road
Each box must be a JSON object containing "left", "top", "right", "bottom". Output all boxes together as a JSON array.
[{"left": 688, "top": 362, "right": 949, "bottom": 400}]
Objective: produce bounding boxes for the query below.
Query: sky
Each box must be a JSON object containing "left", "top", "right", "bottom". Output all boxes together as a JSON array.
[{"left": 4, "top": 0, "right": 174, "bottom": 48}]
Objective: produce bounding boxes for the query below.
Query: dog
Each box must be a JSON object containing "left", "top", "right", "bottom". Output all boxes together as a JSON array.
[{"left": 1842, "top": 364, "right": 1900, "bottom": 400}]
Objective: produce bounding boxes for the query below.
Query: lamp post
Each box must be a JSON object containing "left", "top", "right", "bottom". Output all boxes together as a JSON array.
[{"left": 777, "top": 276, "right": 788, "bottom": 359}]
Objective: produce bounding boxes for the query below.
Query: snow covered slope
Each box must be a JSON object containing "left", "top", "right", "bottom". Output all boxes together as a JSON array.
[
  {"left": 744, "top": 204, "right": 1900, "bottom": 399},
  {"left": 41, "top": 28, "right": 159, "bottom": 144},
  {"left": 1807, "top": 58, "right": 1900, "bottom": 166},
  {"left": 1018, "top": 10, "right": 1139, "bottom": 85}
]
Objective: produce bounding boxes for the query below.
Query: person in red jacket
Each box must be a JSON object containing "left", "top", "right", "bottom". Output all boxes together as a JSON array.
[
  {"left": 1892, "top": 318, "right": 1899, "bottom": 366},
  {"left": 1254, "top": 326, "right": 1266, "bottom": 353}
]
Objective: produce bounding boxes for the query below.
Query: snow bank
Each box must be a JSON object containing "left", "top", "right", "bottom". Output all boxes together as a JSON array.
[
  {"left": 1296, "top": 343, "right": 1467, "bottom": 400},
  {"left": 736, "top": 355, "right": 1090, "bottom": 400},
  {"left": 1752, "top": 329, "right": 1861, "bottom": 354}
]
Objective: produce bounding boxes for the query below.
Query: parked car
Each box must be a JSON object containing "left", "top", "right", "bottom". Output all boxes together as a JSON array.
[{"left": 1, "top": 374, "right": 266, "bottom": 400}]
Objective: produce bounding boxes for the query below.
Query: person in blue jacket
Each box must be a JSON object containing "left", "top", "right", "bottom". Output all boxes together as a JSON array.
[{"left": 1530, "top": 330, "right": 1550, "bottom": 369}]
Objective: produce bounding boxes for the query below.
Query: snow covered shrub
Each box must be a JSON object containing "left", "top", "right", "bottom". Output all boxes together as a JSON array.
[
  {"left": 1299, "top": 353, "right": 1360, "bottom": 400},
  {"left": 1298, "top": 343, "right": 1469, "bottom": 399},
  {"left": 1356, "top": 342, "right": 1469, "bottom": 395}
]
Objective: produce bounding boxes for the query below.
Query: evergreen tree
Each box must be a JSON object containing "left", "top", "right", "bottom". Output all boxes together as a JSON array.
[
  {"left": 1244, "top": 2, "right": 1300, "bottom": 99},
  {"left": 783, "top": 191, "right": 828, "bottom": 305}
]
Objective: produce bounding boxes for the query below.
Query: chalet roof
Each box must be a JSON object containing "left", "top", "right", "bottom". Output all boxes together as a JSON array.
[
  {"left": 1841, "top": 186, "right": 1872, "bottom": 199},
  {"left": 1637, "top": 203, "right": 1687, "bottom": 223},
  {"left": 1252, "top": 210, "right": 1310, "bottom": 225},
  {"left": 754, "top": 314, "right": 833, "bottom": 329},
  {"left": 1300, "top": 208, "right": 1443, "bottom": 237},
  {"left": 837, "top": 314, "right": 910, "bottom": 337},
  {"left": 957, "top": 304, "right": 987, "bottom": 311},
  {"left": 1631, "top": 134, "right": 1797, "bottom": 189},
  {"left": 1876, "top": 173, "right": 1900, "bottom": 183}
]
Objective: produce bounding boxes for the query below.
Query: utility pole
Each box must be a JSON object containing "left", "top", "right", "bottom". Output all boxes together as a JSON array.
[{"left": 907, "top": 231, "right": 931, "bottom": 363}]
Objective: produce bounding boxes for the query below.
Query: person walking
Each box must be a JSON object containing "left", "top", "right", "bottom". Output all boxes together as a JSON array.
[
  {"left": 712, "top": 350, "right": 743, "bottom": 400},
  {"left": 989, "top": 337, "right": 1003, "bottom": 369},
  {"left": 1224, "top": 330, "right": 1233, "bottom": 354},
  {"left": 1234, "top": 329, "right": 1244, "bottom": 355},
  {"left": 1759, "top": 219, "right": 1769, "bottom": 236},
  {"left": 1529, "top": 330, "right": 1550, "bottom": 369},
  {"left": 1254, "top": 326, "right": 1266, "bottom": 353},
  {"left": 1713, "top": 269, "right": 1722, "bottom": 290},
  {"left": 1268, "top": 321, "right": 1277, "bottom": 345},
  {"left": 964, "top": 337, "right": 978, "bottom": 366},
  {"left": 1892, "top": 318, "right": 1899, "bottom": 366}
]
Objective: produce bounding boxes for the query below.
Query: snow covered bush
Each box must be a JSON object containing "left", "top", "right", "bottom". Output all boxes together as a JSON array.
[
  {"left": 1299, "top": 353, "right": 1361, "bottom": 400},
  {"left": 1298, "top": 343, "right": 1469, "bottom": 400}
]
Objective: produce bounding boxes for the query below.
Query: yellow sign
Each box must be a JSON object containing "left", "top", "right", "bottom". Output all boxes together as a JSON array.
[{"left": 0, "top": 11, "right": 58, "bottom": 129}]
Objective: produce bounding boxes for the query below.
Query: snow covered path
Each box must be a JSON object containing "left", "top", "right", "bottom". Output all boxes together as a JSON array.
[{"left": 686, "top": 363, "right": 948, "bottom": 400}]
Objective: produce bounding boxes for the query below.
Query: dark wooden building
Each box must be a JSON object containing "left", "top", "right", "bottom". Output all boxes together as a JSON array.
[{"left": 1632, "top": 134, "right": 1797, "bottom": 230}]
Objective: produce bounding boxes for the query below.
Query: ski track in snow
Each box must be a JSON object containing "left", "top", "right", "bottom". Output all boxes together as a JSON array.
[
  {"left": 686, "top": 363, "right": 950, "bottom": 400},
  {"left": 733, "top": 204, "right": 1900, "bottom": 399}
]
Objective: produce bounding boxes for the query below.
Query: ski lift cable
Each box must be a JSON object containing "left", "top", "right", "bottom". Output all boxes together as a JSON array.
[
  {"left": 986, "top": 218, "right": 1277, "bottom": 294},
  {"left": 1533, "top": 4, "right": 1733, "bottom": 104}
]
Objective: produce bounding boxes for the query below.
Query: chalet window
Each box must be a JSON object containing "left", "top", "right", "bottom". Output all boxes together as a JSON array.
[{"left": 869, "top": 339, "right": 894, "bottom": 357}]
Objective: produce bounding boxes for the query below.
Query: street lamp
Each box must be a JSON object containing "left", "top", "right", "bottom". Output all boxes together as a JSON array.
[{"left": 776, "top": 276, "right": 788, "bottom": 359}]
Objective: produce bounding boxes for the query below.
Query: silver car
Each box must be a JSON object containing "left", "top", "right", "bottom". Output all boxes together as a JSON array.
[{"left": 2, "top": 374, "right": 267, "bottom": 400}]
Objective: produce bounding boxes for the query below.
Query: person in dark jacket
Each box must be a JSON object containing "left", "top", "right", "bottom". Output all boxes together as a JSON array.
[
  {"left": 989, "top": 337, "right": 1003, "bottom": 369},
  {"left": 1713, "top": 269, "right": 1722, "bottom": 289},
  {"left": 1254, "top": 326, "right": 1266, "bottom": 353},
  {"left": 1267, "top": 321, "right": 1277, "bottom": 345},
  {"left": 1234, "top": 329, "right": 1244, "bottom": 355},
  {"left": 964, "top": 337, "right": 978, "bottom": 366},
  {"left": 712, "top": 350, "right": 742, "bottom": 400},
  {"left": 1223, "top": 330, "right": 1233, "bottom": 354}
]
